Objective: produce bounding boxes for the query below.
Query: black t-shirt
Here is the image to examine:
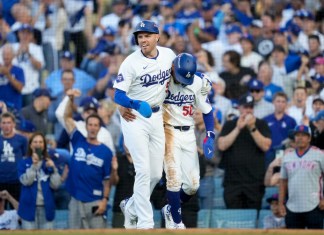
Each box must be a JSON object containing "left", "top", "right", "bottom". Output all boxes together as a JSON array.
[
  {"left": 310, "top": 122, "right": 324, "bottom": 150},
  {"left": 113, "top": 154, "right": 135, "bottom": 212},
  {"left": 219, "top": 118, "right": 271, "bottom": 186},
  {"left": 219, "top": 67, "right": 256, "bottom": 100}
]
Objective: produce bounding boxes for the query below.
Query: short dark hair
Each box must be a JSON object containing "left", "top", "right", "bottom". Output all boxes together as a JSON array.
[
  {"left": 61, "top": 69, "right": 75, "bottom": 79},
  {"left": 308, "top": 34, "right": 320, "bottom": 44},
  {"left": 223, "top": 50, "right": 241, "bottom": 68},
  {"left": 85, "top": 113, "right": 102, "bottom": 126},
  {"left": 272, "top": 91, "right": 288, "bottom": 102},
  {"left": 0, "top": 112, "right": 16, "bottom": 123}
]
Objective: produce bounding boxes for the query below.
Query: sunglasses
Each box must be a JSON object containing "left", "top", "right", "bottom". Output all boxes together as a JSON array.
[{"left": 250, "top": 89, "right": 261, "bottom": 93}]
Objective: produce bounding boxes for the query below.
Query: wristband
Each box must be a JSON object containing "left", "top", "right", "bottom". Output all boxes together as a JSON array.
[
  {"left": 206, "top": 131, "right": 215, "bottom": 139},
  {"left": 250, "top": 126, "right": 257, "bottom": 133}
]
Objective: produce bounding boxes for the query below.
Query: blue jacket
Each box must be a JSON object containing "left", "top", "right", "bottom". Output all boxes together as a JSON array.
[{"left": 17, "top": 157, "right": 60, "bottom": 222}]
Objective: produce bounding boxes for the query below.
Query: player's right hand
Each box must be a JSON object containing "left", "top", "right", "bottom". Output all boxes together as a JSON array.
[
  {"left": 118, "top": 106, "right": 136, "bottom": 122},
  {"left": 278, "top": 203, "right": 286, "bottom": 217}
]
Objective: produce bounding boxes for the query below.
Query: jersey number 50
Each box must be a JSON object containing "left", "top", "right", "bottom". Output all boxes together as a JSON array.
[{"left": 182, "top": 105, "right": 193, "bottom": 116}]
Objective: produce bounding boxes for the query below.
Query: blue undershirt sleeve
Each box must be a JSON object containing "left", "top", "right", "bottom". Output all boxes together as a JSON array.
[
  {"left": 203, "top": 110, "right": 215, "bottom": 133},
  {"left": 114, "top": 89, "right": 133, "bottom": 109}
]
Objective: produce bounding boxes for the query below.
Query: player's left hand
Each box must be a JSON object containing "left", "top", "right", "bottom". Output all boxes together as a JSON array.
[
  {"left": 203, "top": 131, "right": 215, "bottom": 159},
  {"left": 200, "top": 76, "right": 212, "bottom": 96}
]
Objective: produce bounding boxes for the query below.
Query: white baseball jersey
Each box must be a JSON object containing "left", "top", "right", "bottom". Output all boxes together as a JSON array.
[
  {"left": 0, "top": 210, "right": 19, "bottom": 230},
  {"left": 163, "top": 74, "right": 212, "bottom": 126},
  {"left": 163, "top": 73, "right": 212, "bottom": 194},
  {"left": 114, "top": 46, "right": 176, "bottom": 229},
  {"left": 113, "top": 46, "right": 176, "bottom": 107},
  {"left": 280, "top": 146, "right": 324, "bottom": 212}
]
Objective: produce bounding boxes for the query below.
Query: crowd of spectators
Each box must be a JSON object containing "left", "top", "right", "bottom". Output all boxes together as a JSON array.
[{"left": 0, "top": 0, "right": 323, "bottom": 230}]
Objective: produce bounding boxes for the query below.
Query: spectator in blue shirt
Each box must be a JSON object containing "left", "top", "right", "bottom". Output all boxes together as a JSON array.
[
  {"left": 263, "top": 92, "right": 297, "bottom": 167},
  {"left": 45, "top": 51, "right": 96, "bottom": 97}
]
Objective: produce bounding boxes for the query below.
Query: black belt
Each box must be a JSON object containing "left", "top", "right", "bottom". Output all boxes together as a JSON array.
[
  {"left": 173, "top": 126, "right": 191, "bottom": 131},
  {"left": 151, "top": 106, "right": 160, "bottom": 113}
]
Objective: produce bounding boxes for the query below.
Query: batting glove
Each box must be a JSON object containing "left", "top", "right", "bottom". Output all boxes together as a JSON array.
[
  {"left": 203, "top": 131, "right": 215, "bottom": 159},
  {"left": 200, "top": 76, "right": 212, "bottom": 96},
  {"left": 131, "top": 100, "right": 152, "bottom": 118}
]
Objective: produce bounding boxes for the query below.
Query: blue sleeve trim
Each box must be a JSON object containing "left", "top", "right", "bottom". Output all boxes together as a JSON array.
[
  {"left": 114, "top": 89, "right": 133, "bottom": 108},
  {"left": 203, "top": 110, "right": 214, "bottom": 133}
]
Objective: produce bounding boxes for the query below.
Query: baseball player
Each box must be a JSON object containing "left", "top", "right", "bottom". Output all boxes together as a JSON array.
[
  {"left": 161, "top": 53, "right": 215, "bottom": 229},
  {"left": 279, "top": 125, "right": 324, "bottom": 229},
  {"left": 113, "top": 20, "right": 176, "bottom": 229}
]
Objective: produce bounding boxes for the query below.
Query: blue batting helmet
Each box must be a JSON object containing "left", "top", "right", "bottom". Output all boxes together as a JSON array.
[
  {"left": 172, "top": 53, "right": 197, "bottom": 85},
  {"left": 133, "top": 20, "right": 159, "bottom": 45}
]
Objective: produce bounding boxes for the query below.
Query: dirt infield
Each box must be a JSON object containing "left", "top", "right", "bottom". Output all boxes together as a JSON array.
[{"left": 6, "top": 229, "right": 324, "bottom": 235}]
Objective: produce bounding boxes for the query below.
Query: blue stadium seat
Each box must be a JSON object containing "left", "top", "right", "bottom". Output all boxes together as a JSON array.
[
  {"left": 153, "top": 209, "right": 162, "bottom": 228},
  {"left": 210, "top": 209, "right": 258, "bottom": 228},
  {"left": 257, "top": 209, "right": 272, "bottom": 228},
  {"left": 197, "top": 209, "right": 211, "bottom": 228},
  {"left": 213, "top": 177, "right": 225, "bottom": 209},
  {"left": 261, "top": 187, "right": 278, "bottom": 209},
  {"left": 54, "top": 209, "right": 69, "bottom": 229}
]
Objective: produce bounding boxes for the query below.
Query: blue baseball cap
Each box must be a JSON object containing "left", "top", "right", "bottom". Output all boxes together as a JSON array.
[
  {"left": 103, "top": 26, "right": 116, "bottom": 36},
  {"left": 160, "top": 1, "right": 173, "bottom": 8},
  {"left": 60, "top": 51, "right": 74, "bottom": 60},
  {"left": 79, "top": 96, "right": 99, "bottom": 111},
  {"left": 248, "top": 79, "right": 264, "bottom": 90},
  {"left": 202, "top": 0, "right": 213, "bottom": 11},
  {"left": 18, "top": 23, "right": 33, "bottom": 32},
  {"left": 314, "top": 110, "right": 324, "bottom": 121},
  {"left": 225, "top": 24, "right": 242, "bottom": 35},
  {"left": 240, "top": 34, "right": 254, "bottom": 43},
  {"left": 33, "top": 88, "right": 56, "bottom": 100},
  {"left": 292, "top": 125, "right": 312, "bottom": 136},
  {"left": 311, "top": 74, "right": 324, "bottom": 84}
]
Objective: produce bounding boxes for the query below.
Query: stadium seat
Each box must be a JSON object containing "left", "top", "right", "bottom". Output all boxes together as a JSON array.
[
  {"left": 54, "top": 210, "right": 69, "bottom": 229},
  {"left": 213, "top": 177, "right": 226, "bottom": 208},
  {"left": 153, "top": 209, "right": 162, "bottom": 228},
  {"left": 197, "top": 209, "right": 211, "bottom": 228},
  {"left": 210, "top": 209, "right": 258, "bottom": 228},
  {"left": 261, "top": 187, "right": 278, "bottom": 209},
  {"left": 257, "top": 209, "right": 272, "bottom": 228}
]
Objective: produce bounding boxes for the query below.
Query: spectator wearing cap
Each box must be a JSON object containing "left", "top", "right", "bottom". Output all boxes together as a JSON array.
[
  {"left": 48, "top": 69, "right": 84, "bottom": 141},
  {"left": 45, "top": 50, "right": 96, "bottom": 97},
  {"left": 218, "top": 94, "right": 271, "bottom": 209},
  {"left": 160, "top": 1, "right": 186, "bottom": 38},
  {"left": 279, "top": 124, "right": 324, "bottom": 229},
  {"left": 295, "top": 10, "right": 324, "bottom": 52},
  {"left": 82, "top": 26, "right": 120, "bottom": 79},
  {"left": 9, "top": 23, "right": 44, "bottom": 106},
  {"left": 305, "top": 74, "right": 324, "bottom": 118},
  {"left": 262, "top": 194, "right": 286, "bottom": 229},
  {"left": 248, "top": 79, "right": 274, "bottom": 119},
  {"left": 240, "top": 35, "right": 263, "bottom": 73},
  {"left": 310, "top": 109, "right": 324, "bottom": 149},
  {"left": 257, "top": 61, "right": 284, "bottom": 103},
  {"left": 219, "top": 50, "right": 256, "bottom": 100},
  {"left": 55, "top": 89, "right": 115, "bottom": 155},
  {"left": 0, "top": 44, "right": 25, "bottom": 111},
  {"left": 21, "top": 88, "right": 54, "bottom": 135},
  {"left": 263, "top": 92, "right": 297, "bottom": 167}
]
